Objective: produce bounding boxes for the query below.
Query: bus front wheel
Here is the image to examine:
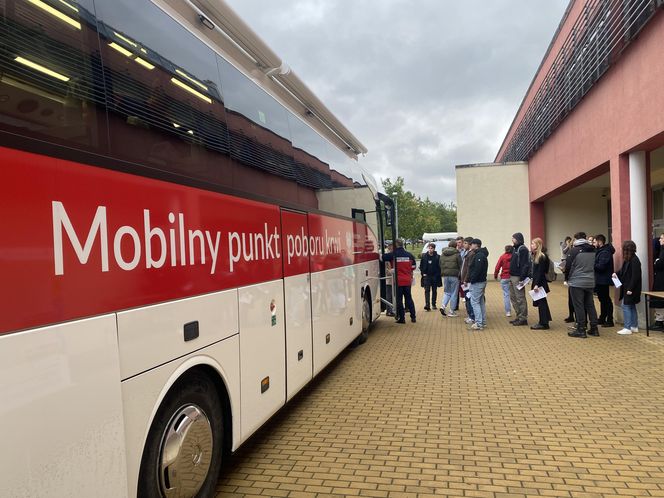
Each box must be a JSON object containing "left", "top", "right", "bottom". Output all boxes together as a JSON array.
[{"left": 138, "top": 371, "right": 224, "bottom": 498}]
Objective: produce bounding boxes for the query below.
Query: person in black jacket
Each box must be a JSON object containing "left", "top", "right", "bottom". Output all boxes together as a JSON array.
[
  {"left": 509, "top": 232, "right": 530, "bottom": 326},
  {"left": 614, "top": 240, "right": 642, "bottom": 335},
  {"left": 419, "top": 243, "right": 442, "bottom": 311},
  {"left": 467, "top": 239, "right": 489, "bottom": 330},
  {"left": 593, "top": 234, "right": 615, "bottom": 327},
  {"left": 529, "top": 238, "right": 552, "bottom": 330},
  {"left": 650, "top": 233, "right": 664, "bottom": 330}
]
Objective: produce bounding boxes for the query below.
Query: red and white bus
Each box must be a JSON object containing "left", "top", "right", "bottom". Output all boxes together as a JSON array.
[{"left": 0, "top": 1, "right": 392, "bottom": 496}]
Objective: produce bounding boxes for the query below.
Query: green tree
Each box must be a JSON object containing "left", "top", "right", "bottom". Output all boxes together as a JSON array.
[{"left": 381, "top": 177, "right": 457, "bottom": 242}]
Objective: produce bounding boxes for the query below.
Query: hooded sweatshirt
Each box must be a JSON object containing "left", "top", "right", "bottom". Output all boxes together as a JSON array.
[
  {"left": 468, "top": 247, "right": 489, "bottom": 283},
  {"left": 566, "top": 239, "right": 596, "bottom": 288},
  {"left": 594, "top": 243, "right": 615, "bottom": 285},
  {"left": 509, "top": 232, "right": 530, "bottom": 280}
]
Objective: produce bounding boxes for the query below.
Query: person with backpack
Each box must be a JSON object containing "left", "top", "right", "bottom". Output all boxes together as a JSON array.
[
  {"left": 509, "top": 232, "right": 530, "bottom": 326},
  {"left": 530, "top": 238, "right": 552, "bottom": 330},
  {"left": 467, "top": 239, "right": 489, "bottom": 330}
]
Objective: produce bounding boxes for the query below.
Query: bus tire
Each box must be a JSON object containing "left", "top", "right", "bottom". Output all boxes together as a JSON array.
[{"left": 137, "top": 371, "right": 224, "bottom": 498}]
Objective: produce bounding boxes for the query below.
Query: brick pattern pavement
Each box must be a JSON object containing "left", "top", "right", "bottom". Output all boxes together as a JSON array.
[{"left": 217, "top": 281, "right": 664, "bottom": 497}]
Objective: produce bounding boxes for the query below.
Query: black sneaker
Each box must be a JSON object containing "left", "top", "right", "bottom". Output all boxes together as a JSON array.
[
  {"left": 396, "top": 318, "right": 406, "bottom": 324},
  {"left": 564, "top": 316, "right": 575, "bottom": 323},
  {"left": 587, "top": 327, "right": 600, "bottom": 336},
  {"left": 439, "top": 308, "right": 446, "bottom": 316},
  {"left": 411, "top": 317, "right": 416, "bottom": 323},
  {"left": 602, "top": 321, "right": 614, "bottom": 328},
  {"left": 513, "top": 319, "right": 528, "bottom": 326},
  {"left": 568, "top": 329, "right": 587, "bottom": 338},
  {"left": 424, "top": 306, "right": 431, "bottom": 311}
]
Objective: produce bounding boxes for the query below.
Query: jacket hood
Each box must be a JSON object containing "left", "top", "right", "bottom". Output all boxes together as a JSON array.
[
  {"left": 442, "top": 247, "right": 458, "bottom": 256},
  {"left": 574, "top": 239, "right": 595, "bottom": 252},
  {"left": 597, "top": 243, "right": 615, "bottom": 255},
  {"left": 512, "top": 232, "right": 524, "bottom": 245},
  {"left": 477, "top": 247, "right": 489, "bottom": 257}
]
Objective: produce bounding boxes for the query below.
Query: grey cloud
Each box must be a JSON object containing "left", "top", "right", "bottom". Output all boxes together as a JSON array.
[{"left": 225, "top": 0, "right": 568, "bottom": 203}]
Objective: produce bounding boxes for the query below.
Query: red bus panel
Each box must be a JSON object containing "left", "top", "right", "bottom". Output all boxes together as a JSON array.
[{"left": 0, "top": 147, "right": 283, "bottom": 334}]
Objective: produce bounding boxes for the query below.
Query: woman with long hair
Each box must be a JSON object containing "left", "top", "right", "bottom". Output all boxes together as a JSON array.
[
  {"left": 530, "top": 238, "right": 552, "bottom": 330},
  {"left": 614, "top": 240, "right": 642, "bottom": 335}
]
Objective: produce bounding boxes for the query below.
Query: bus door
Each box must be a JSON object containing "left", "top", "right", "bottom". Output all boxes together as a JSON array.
[{"left": 280, "top": 210, "right": 314, "bottom": 401}]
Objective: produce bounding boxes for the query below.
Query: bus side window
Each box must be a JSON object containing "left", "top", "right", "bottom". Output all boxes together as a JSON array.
[
  {"left": 95, "top": 0, "right": 232, "bottom": 185},
  {"left": 0, "top": 0, "right": 108, "bottom": 153}
]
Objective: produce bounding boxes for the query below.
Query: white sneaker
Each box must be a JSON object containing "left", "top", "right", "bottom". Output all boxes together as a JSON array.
[
  {"left": 630, "top": 327, "right": 638, "bottom": 333},
  {"left": 447, "top": 311, "right": 458, "bottom": 317},
  {"left": 470, "top": 323, "right": 484, "bottom": 330},
  {"left": 506, "top": 312, "right": 511, "bottom": 317},
  {"left": 464, "top": 317, "right": 474, "bottom": 324},
  {"left": 617, "top": 328, "right": 632, "bottom": 335}
]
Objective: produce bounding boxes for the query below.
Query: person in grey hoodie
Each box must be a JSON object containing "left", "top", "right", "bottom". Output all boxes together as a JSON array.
[{"left": 566, "top": 232, "right": 599, "bottom": 338}]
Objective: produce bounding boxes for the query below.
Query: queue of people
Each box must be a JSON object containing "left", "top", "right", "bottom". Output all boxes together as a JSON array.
[{"left": 383, "top": 231, "right": 656, "bottom": 336}]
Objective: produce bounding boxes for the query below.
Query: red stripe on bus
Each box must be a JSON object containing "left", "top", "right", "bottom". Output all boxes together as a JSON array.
[{"left": 0, "top": 146, "right": 377, "bottom": 334}]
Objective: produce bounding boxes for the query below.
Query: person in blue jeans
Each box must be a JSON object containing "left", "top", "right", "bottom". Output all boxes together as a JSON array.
[
  {"left": 494, "top": 245, "right": 513, "bottom": 317},
  {"left": 467, "top": 239, "right": 489, "bottom": 330},
  {"left": 615, "top": 240, "right": 641, "bottom": 335}
]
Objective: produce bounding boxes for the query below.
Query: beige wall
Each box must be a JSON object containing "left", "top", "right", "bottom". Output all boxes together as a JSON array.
[
  {"left": 544, "top": 188, "right": 610, "bottom": 263},
  {"left": 456, "top": 162, "right": 530, "bottom": 272}
]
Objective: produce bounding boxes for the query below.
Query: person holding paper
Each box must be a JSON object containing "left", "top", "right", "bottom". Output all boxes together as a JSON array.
[
  {"left": 615, "top": 240, "right": 642, "bottom": 335},
  {"left": 509, "top": 232, "right": 530, "bottom": 326},
  {"left": 529, "top": 238, "right": 552, "bottom": 330}
]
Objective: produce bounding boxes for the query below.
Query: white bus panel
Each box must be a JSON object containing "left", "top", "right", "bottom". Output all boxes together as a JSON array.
[
  {"left": 284, "top": 273, "right": 314, "bottom": 401},
  {"left": 0, "top": 315, "right": 127, "bottom": 498},
  {"left": 238, "top": 280, "right": 286, "bottom": 441},
  {"left": 311, "top": 265, "right": 359, "bottom": 376},
  {"left": 117, "top": 290, "right": 239, "bottom": 380}
]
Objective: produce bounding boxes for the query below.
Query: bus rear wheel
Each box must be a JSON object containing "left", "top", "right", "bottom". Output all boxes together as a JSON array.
[{"left": 138, "top": 372, "right": 224, "bottom": 498}]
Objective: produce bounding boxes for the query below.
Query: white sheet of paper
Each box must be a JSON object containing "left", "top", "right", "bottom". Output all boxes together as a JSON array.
[
  {"left": 517, "top": 277, "right": 531, "bottom": 290},
  {"left": 612, "top": 276, "right": 622, "bottom": 288},
  {"left": 529, "top": 287, "right": 547, "bottom": 301}
]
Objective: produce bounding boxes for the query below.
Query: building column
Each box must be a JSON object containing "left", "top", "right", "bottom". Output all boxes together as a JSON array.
[
  {"left": 530, "top": 201, "right": 545, "bottom": 244},
  {"left": 629, "top": 151, "right": 650, "bottom": 327},
  {"left": 610, "top": 154, "right": 631, "bottom": 246}
]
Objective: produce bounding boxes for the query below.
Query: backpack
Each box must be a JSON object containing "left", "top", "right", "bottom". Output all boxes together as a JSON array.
[{"left": 546, "top": 257, "right": 557, "bottom": 282}]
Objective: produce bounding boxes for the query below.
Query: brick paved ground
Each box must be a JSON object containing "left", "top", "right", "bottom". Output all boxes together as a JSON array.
[{"left": 217, "top": 281, "right": 664, "bottom": 497}]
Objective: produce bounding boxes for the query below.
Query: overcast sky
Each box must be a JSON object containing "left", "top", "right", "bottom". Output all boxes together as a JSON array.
[{"left": 224, "top": 0, "right": 570, "bottom": 204}]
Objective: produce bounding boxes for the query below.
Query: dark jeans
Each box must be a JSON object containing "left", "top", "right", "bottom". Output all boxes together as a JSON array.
[
  {"left": 536, "top": 298, "right": 552, "bottom": 325},
  {"left": 567, "top": 288, "right": 575, "bottom": 319},
  {"left": 424, "top": 284, "right": 438, "bottom": 308},
  {"left": 465, "top": 295, "right": 475, "bottom": 319},
  {"left": 396, "top": 285, "right": 416, "bottom": 320},
  {"left": 595, "top": 284, "right": 613, "bottom": 323},
  {"left": 570, "top": 286, "right": 598, "bottom": 329}
]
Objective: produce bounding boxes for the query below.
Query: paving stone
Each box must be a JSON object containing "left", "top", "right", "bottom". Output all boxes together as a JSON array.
[{"left": 216, "top": 281, "right": 664, "bottom": 497}]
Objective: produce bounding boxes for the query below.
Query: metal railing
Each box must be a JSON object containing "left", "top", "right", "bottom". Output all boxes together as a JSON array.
[{"left": 499, "top": 0, "right": 663, "bottom": 163}]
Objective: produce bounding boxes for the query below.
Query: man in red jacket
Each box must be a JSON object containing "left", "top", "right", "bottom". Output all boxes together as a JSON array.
[{"left": 382, "top": 239, "right": 417, "bottom": 324}]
